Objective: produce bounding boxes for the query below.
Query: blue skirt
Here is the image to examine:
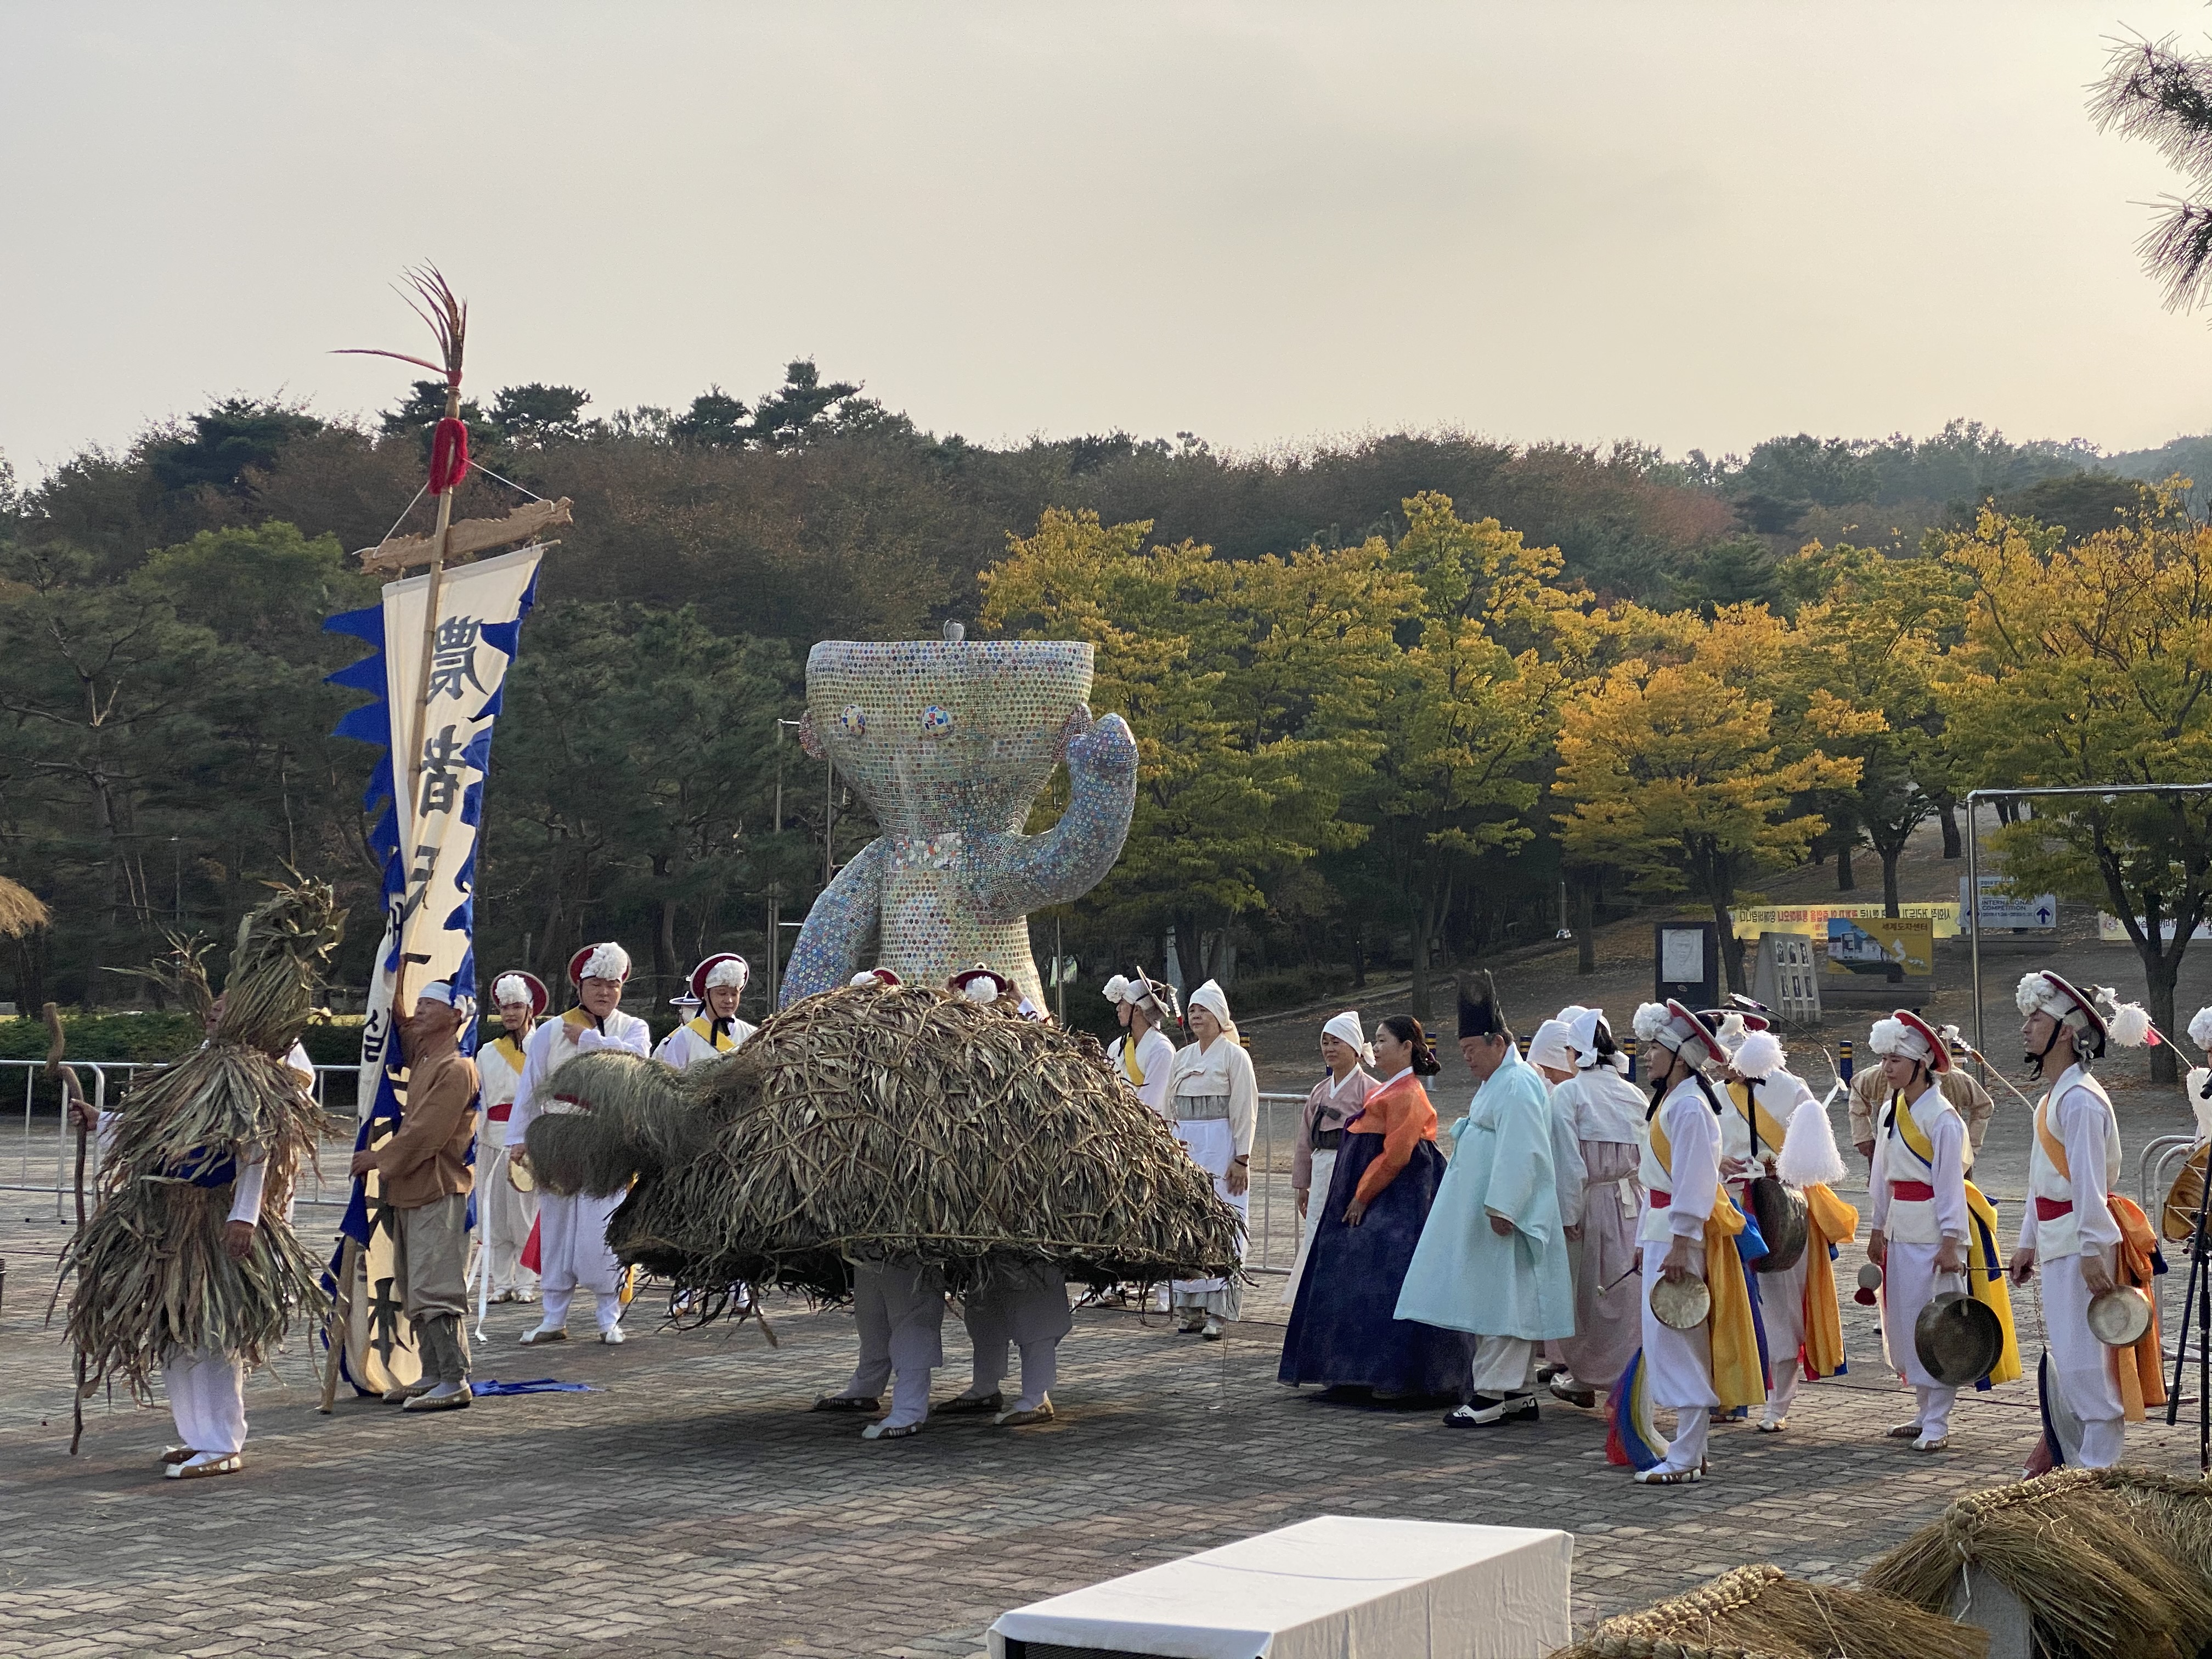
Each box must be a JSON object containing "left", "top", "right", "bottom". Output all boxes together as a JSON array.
[{"left": 1278, "top": 1132, "right": 1475, "bottom": 1396}]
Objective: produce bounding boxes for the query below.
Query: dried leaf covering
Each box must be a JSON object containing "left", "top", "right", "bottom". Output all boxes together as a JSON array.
[
  {"left": 1548, "top": 1565, "right": 1989, "bottom": 1659},
  {"left": 0, "top": 875, "right": 49, "bottom": 939},
  {"left": 526, "top": 982, "right": 1243, "bottom": 1300},
  {"left": 64, "top": 878, "right": 342, "bottom": 1394},
  {"left": 1864, "top": 1468, "right": 2212, "bottom": 1659}
]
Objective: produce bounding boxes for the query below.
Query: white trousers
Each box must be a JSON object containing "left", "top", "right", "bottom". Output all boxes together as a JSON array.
[
  {"left": 1639, "top": 1241, "right": 1719, "bottom": 1411},
  {"left": 1914, "top": 1383, "right": 1957, "bottom": 1441},
  {"left": 1758, "top": 1253, "right": 1809, "bottom": 1413},
  {"left": 1171, "top": 1118, "right": 1246, "bottom": 1320},
  {"left": 481, "top": 1144, "right": 539, "bottom": 1294},
  {"left": 1280, "top": 1148, "right": 1336, "bottom": 1308},
  {"left": 1470, "top": 1336, "right": 1537, "bottom": 1396},
  {"left": 844, "top": 1263, "right": 946, "bottom": 1429},
  {"left": 538, "top": 1188, "right": 624, "bottom": 1331},
  {"left": 162, "top": 1349, "right": 247, "bottom": 1457},
  {"left": 1880, "top": 1239, "right": 1961, "bottom": 1390},
  {"left": 2043, "top": 1245, "right": 2127, "bottom": 1466},
  {"left": 964, "top": 1273, "right": 1072, "bottom": 1411}
]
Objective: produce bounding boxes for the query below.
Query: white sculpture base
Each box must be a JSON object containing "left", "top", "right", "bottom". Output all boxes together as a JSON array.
[{"left": 989, "top": 1515, "right": 1572, "bottom": 1659}]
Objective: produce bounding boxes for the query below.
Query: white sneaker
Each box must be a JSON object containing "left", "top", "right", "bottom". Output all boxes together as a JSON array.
[{"left": 600, "top": 1323, "right": 627, "bottom": 1345}]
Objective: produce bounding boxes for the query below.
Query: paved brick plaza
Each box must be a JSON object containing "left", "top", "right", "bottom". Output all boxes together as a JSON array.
[{"left": 2, "top": 1189, "right": 2205, "bottom": 1659}]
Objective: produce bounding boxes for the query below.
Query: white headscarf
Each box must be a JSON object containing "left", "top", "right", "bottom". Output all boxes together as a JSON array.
[
  {"left": 1528, "top": 1017, "right": 1577, "bottom": 1073},
  {"left": 1321, "top": 1009, "right": 1374, "bottom": 1066},
  {"left": 1564, "top": 1005, "right": 1625, "bottom": 1072},
  {"left": 414, "top": 979, "right": 477, "bottom": 1025},
  {"left": 1188, "top": 979, "right": 1235, "bottom": 1039}
]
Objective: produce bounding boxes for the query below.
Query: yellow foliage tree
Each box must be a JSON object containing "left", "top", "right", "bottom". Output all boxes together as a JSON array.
[
  {"left": 1553, "top": 605, "right": 1861, "bottom": 992},
  {"left": 1938, "top": 503, "right": 2212, "bottom": 1081}
]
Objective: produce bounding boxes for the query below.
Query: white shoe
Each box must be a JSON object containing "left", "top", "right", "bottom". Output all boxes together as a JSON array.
[
  {"left": 519, "top": 1323, "right": 568, "bottom": 1346},
  {"left": 1201, "top": 1317, "right": 1225, "bottom": 1341},
  {"left": 1756, "top": 1412, "right": 1788, "bottom": 1434},
  {"left": 599, "top": 1323, "right": 627, "bottom": 1345},
  {"left": 861, "top": 1420, "right": 921, "bottom": 1440},
  {"left": 513, "top": 1290, "right": 540, "bottom": 1305},
  {"left": 1913, "top": 1433, "right": 1950, "bottom": 1453}
]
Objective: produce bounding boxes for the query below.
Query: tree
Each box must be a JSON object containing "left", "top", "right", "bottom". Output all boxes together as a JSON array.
[
  {"left": 670, "top": 386, "right": 750, "bottom": 447},
  {"left": 1790, "top": 543, "right": 1968, "bottom": 913},
  {"left": 2093, "top": 34, "right": 2212, "bottom": 310},
  {"left": 748, "top": 360, "right": 864, "bottom": 449},
  {"left": 1938, "top": 504, "right": 2212, "bottom": 1082},
  {"left": 380, "top": 380, "right": 494, "bottom": 460},
  {"left": 489, "top": 383, "right": 596, "bottom": 448},
  {"left": 1554, "top": 606, "right": 1860, "bottom": 992},
  {"left": 146, "top": 398, "right": 322, "bottom": 496}
]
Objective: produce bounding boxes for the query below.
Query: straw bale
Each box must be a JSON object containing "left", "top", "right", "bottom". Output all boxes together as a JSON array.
[
  {"left": 1547, "top": 1565, "right": 1987, "bottom": 1659},
  {"left": 1864, "top": 1468, "right": 2212, "bottom": 1659},
  {"left": 527, "top": 983, "right": 1243, "bottom": 1299},
  {"left": 0, "top": 875, "right": 50, "bottom": 939}
]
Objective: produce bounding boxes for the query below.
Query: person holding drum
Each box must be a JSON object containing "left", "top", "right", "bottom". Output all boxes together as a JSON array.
[{"left": 1867, "top": 1010, "right": 1984, "bottom": 1452}]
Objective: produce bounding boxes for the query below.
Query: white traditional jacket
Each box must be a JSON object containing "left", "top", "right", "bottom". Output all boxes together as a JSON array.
[
  {"left": 505, "top": 1006, "right": 653, "bottom": 1149},
  {"left": 653, "top": 1015, "right": 758, "bottom": 1071}
]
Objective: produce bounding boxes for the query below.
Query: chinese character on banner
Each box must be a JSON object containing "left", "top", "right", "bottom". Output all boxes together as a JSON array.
[
  {"left": 428, "top": 616, "right": 487, "bottom": 701},
  {"left": 420, "top": 724, "right": 467, "bottom": 815}
]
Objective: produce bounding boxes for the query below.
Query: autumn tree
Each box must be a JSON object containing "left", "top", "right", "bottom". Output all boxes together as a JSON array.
[
  {"left": 1553, "top": 605, "right": 1861, "bottom": 992},
  {"left": 1938, "top": 504, "right": 2212, "bottom": 1082}
]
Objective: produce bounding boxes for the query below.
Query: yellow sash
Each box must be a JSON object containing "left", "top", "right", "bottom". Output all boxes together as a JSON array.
[
  {"left": 685, "top": 1015, "right": 737, "bottom": 1054},
  {"left": 489, "top": 1034, "right": 526, "bottom": 1071},
  {"left": 1120, "top": 1037, "right": 1147, "bottom": 1088},
  {"left": 1727, "top": 1081, "right": 1790, "bottom": 1155},
  {"left": 1888, "top": 1096, "right": 1936, "bottom": 1167},
  {"left": 563, "top": 1007, "right": 595, "bottom": 1032},
  {"left": 1962, "top": 1182, "right": 2022, "bottom": 1386},
  {"left": 1801, "top": 1183, "right": 1859, "bottom": 1380},
  {"left": 2033, "top": 1092, "right": 2070, "bottom": 1180},
  {"left": 1650, "top": 1102, "right": 1764, "bottom": 1409}
]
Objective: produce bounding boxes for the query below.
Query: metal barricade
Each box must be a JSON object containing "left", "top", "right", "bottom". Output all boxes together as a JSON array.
[
  {"left": 3, "top": 1057, "right": 360, "bottom": 1217},
  {"left": 2144, "top": 1132, "right": 2199, "bottom": 1220}
]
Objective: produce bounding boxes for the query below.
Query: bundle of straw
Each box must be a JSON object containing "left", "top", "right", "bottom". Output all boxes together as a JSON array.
[
  {"left": 1863, "top": 1469, "right": 2212, "bottom": 1659},
  {"left": 527, "top": 982, "right": 1243, "bottom": 1300},
  {"left": 0, "top": 874, "right": 49, "bottom": 939},
  {"left": 64, "top": 878, "right": 342, "bottom": 1396},
  {"left": 1548, "top": 1565, "right": 1989, "bottom": 1659}
]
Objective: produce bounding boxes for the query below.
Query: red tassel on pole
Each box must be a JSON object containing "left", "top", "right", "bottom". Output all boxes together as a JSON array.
[{"left": 428, "top": 416, "right": 471, "bottom": 495}]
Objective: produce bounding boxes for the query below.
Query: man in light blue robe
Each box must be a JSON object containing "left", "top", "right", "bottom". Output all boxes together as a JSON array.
[{"left": 1395, "top": 970, "right": 1576, "bottom": 1426}]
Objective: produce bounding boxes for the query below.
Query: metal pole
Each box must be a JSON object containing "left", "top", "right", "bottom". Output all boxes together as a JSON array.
[{"left": 1967, "top": 791, "right": 1983, "bottom": 1072}]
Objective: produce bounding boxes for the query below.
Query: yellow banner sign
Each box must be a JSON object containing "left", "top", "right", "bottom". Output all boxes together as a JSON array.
[{"left": 1731, "top": 902, "right": 1960, "bottom": 941}]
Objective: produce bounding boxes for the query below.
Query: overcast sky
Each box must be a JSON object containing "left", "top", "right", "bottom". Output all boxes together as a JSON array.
[{"left": 8, "top": 2, "right": 2212, "bottom": 478}]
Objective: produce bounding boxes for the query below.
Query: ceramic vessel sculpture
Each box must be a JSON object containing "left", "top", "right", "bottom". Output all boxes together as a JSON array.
[{"left": 780, "top": 636, "right": 1138, "bottom": 1007}]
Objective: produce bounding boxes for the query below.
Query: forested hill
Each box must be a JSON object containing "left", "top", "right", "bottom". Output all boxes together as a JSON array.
[{"left": 0, "top": 363, "right": 2200, "bottom": 1019}]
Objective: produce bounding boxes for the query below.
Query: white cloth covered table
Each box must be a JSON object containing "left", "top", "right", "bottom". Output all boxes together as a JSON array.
[{"left": 989, "top": 1515, "right": 1572, "bottom": 1659}]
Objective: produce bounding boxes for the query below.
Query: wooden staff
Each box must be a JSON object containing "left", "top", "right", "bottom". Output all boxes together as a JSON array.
[{"left": 43, "top": 1002, "right": 90, "bottom": 1452}]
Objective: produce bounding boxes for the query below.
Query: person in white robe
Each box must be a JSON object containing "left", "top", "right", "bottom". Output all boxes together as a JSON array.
[
  {"left": 509, "top": 942, "right": 653, "bottom": 1345},
  {"left": 2010, "top": 971, "right": 2138, "bottom": 1470},
  {"left": 1867, "top": 1009, "right": 1972, "bottom": 1452},
  {"left": 1280, "top": 1011, "right": 1378, "bottom": 1308},
  {"left": 1103, "top": 971, "right": 1180, "bottom": 1122},
  {"left": 1525, "top": 1014, "right": 1590, "bottom": 1388},
  {"left": 1706, "top": 1002, "right": 1822, "bottom": 1431},
  {"left": 1544, "top": 1007, "right": 1645, "bottom": 1409},
  {"left": 1163, "top": 980, "right": 1256, "bottom": 1338},
  {"left": 476, "top": 970, "right": 544, "bottom": 1304},
  {"left": 654, "top": 953, "right": 758, "bottom": 1070},
  {"left": 1397, "top": 972, "right": 1576, "bottom": 1426},
  {"left": 1628, "top": 1000, "right": 1734, "bottom": 1485}
]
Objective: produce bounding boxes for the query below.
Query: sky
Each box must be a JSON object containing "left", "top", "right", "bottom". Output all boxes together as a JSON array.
[{"left": 7, "top": 2, "right": 2212, "bottom": 478}]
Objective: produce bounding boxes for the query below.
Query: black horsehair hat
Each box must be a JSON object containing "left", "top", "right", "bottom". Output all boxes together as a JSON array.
[{"left": 1458, "top": 969, "right": 1505, "bottom": 1040}]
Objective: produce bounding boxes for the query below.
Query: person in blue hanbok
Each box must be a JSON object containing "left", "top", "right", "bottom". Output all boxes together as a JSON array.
[
  {"left": 1278, "top": 1016, "right": 1474, "bottom": 1401},
  {"left": 1395, "top": 971, "right": 1576, "bottom": 1427}
]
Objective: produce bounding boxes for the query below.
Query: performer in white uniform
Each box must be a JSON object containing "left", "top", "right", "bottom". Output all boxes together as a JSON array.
[
  {"left": 2010, "top": 970, "right": 2136, "bottom": 1469},
  {"left": 509, "top": 943, "right": 652, "bottom": 1345},
  {"left": 1103, "top": 970, "right": 1179, "bottom": 1122},
  {"left": 1163, "top": 980, "right": 1257, "bottom": 1338},
  {"left": 476, "top": 970, "right": 544, "bottom": 1304},
  {"left": 653, "top": 953, "right": 758, "bottom": 1069},
  {"left": 1629, "top": 1000, "right": 1733, "bottom": 1485},
  {"left": 1866, "top": 1010, "right": 1971, "bottom": 1452},
  {"left": 1281, "top": 1011, "right": 1376, "bottom": 1308},
  {"left": 949, "top": 1262, "right": 1073, "bottom": 1427}
]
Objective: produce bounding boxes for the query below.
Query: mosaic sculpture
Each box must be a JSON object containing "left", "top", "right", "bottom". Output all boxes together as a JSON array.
[{"left": 781, "top": 634, "right": 1137, "bottom": 1007}]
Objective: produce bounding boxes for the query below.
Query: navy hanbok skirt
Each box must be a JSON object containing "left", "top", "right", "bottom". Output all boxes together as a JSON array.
[{"left": 1277, "top": 1132, "right": 1474, "bottom": 1396}]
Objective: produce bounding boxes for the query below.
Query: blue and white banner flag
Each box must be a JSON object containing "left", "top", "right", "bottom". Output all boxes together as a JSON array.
[{"left": 321, "top": 544, "right": 544, "bottom": 1392}]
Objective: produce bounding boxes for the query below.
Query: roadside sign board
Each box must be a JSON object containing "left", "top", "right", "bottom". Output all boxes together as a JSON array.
[
  {"left": 1824, "top": 916, "right": 1933, "bottom": 980},
  {"left": 1960, "top": 877, "right": 2056, "bottom": 933}
]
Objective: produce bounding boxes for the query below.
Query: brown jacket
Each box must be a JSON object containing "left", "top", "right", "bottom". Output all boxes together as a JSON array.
[
  {"left": 1849, "top": 1064, "right": 1995, "bottom": 1153},
  {"left": 375, "top": 1047, "right": 479, "bottom": 1209}
]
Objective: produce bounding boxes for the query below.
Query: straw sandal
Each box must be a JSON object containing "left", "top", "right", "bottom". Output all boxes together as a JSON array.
[
  {"left": 861, "top": 1421, "right": 921, "bottom": 1440},
  {"left": 166, "top": 1453, "right": 244, "bottom": 1481},
  {"left": 995, "top": 1399, "right": 1055, "bottom": 1427},
  {"left": 811, "top": 1395, "right": 879, "bottom": 1413},
  {"left": 518, "top": 1325, "right": 569, "bottom": 1347}
]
